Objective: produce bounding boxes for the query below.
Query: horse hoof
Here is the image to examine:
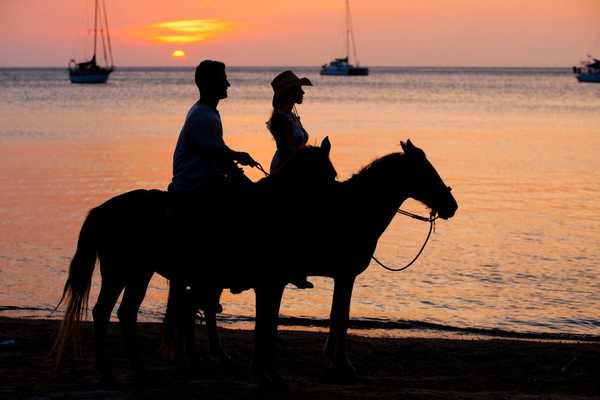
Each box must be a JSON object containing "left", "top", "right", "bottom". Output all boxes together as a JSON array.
[
  {"left": 255, "top": 371, "right": 289, "bottom": 392},
  {"left": 132, "top": 369, "right": 149, "bottom": 386},
  {"left": 175, "top": 357, "right": 194, "bottom": 376},
  {"left": 209, "top": 349, "right": 232, "bottom": 366},
  {"left": 159, "top": 344, "right": 177, "bottom": 361},
  {"left": 213, "top": 355, "right": 236, "bottom": 375},
  {"left": 97, "top": 375, "right": 122, "bottom": 390},
  {"left": 321, "top": 365, "right": 358, "bottom": 385}
]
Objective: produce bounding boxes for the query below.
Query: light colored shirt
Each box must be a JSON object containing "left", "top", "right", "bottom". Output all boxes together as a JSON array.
[{"left": 171, "top": 102, "right": 226, "bottom": 192}]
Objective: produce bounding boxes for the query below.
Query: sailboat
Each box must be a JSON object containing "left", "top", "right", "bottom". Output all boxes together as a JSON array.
[
  {"left": 572, "top": 55, "right": 600, "bottom": 83},
  {"left": 320, "top": 0, "right": 368, "bottom": 76},
  {"left": 68, "top": 0, "right": 114, "bottom": 84}
]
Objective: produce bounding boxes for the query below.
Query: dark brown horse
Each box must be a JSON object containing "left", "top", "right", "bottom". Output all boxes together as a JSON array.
[
  {"left": 171, "top": 139, "right": 458, "bottom": 387},
  {"left": 52, "top": 138, "right": 337, "bottom": 384},
  {"left": 54, "top": 138, "right": 457, "bottom": 388}
]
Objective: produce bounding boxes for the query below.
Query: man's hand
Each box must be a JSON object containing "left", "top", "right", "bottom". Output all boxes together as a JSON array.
[{"left": 234, "top": 151, "right": 259, "bottom": 167}]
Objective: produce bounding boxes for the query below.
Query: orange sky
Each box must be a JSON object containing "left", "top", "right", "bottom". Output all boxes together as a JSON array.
[{"left": 1, "top": 0, "right": 599, "bottom": 67}]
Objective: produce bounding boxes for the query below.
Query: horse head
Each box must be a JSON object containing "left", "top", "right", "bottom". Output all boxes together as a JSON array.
[
  {"left": 400, "top": 139, "right": 457, "bottom": 220},
  {"left": 265, "top": 136, "right": 337, "bottom": 190}
]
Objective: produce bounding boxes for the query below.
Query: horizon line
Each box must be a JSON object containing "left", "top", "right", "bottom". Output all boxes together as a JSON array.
[{"left": 0, "top": 64, "right": 574, "bottom": 69}]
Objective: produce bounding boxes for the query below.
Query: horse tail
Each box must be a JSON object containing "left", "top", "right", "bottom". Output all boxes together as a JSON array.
[{"left": 51, "top": 207, "right": 101, "bottom": 365}]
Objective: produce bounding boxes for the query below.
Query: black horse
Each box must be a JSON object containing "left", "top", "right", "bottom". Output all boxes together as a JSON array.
[
  {"left": 169, "top": 139, "right": 458, "bottom": 386},
  {"left": 52, "top": 138, "right": 337, "bottom": 384},
  {"left": 54, "top": 138, "right": 458, "bottom": 387}
]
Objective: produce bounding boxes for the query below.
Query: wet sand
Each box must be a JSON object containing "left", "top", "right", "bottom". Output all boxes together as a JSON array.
[{"left": 0, "top": 317, "right": 598, "bottom": 399}]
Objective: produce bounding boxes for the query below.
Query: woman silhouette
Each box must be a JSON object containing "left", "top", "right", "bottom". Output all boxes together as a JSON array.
[
  {"left": 266, "top": 70, "right": 314, "bottom": 289},
  {"left": 267, "top": 70, "right": 313, "bottom": 173}
]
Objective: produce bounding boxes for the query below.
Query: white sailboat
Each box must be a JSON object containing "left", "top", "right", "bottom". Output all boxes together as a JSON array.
[
  {"left": 320, "top": 0, "right": 369, "bottom": 76},
  {"left": 68, "top": 0, "right": 114, "bottom": 84}
]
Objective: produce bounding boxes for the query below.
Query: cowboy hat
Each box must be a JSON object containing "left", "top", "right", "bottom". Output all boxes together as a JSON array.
[{"left": 271, "top": 70, "right": 312, "bottom": 93}]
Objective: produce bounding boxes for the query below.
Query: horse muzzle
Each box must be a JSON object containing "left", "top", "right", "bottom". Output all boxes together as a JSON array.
[{"left": 435, "top": 187, "right": 458, "bottom": 220}]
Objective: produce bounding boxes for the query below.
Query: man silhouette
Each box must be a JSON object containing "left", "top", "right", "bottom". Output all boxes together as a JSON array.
[
  {"left": 165, "top": 60, "right": 258, "bottom": 360},
  {"left": 170, "top": 60, "right": 257, "bottom": 193}
]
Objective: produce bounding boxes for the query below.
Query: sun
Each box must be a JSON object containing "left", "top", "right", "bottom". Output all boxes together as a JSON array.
[{"left": 171, "top": 50, "right": 186, "bottom": 59}]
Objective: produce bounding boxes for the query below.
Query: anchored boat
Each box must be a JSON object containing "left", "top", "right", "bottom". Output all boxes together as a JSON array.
[
  {"left": 68, "top": 0, "right": 114, "bottom": 84},
  {"left": 572, "top": 56, "right": 600, "bottom": 83},
  {"left": 320, "top": 0, "right": 369, "bottom": 76}
]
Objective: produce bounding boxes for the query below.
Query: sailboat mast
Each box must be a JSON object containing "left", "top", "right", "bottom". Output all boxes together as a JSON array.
[
  {"left": 93, "top": 0, "right": 98, "bottom": 58},
  {"left": 101, "top": 0, "right": 114, "bottom": 67},
  {"left": 348, "top": 1, "right": 360, "bottom": 66},
  {"left": 100, "top": 6, "right": 109, "bottom": 66},
  {"left": 345, "top": 0, "right": 350, "bottom": 60}
]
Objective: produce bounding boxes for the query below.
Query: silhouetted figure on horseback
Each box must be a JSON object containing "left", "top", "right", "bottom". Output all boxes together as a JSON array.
[
  {"left": 170, "top": 60, "right": 257, "bottom": 194},
  {"left": 165, "top": 60, "right": 259, "bottom": 365}
]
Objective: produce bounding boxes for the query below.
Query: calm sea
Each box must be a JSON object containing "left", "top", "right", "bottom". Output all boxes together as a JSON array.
[{"left": 1, "top": 67, "right": 599, "bottom": 339}]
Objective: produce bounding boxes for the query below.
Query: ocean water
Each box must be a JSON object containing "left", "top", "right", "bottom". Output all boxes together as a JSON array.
[{"left": 1, "top": 67, "right": 599, "bottom": 339}]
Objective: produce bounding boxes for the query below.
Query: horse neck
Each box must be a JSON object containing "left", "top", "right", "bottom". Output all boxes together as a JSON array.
[{"left": 342, "top": 155, "right": 410, "bottom": 239}]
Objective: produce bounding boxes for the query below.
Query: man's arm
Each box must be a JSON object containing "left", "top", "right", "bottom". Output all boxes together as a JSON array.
[
  {"left": 224, "top": 146, "right": 258, "bottom": 167},
  {"left": 187, "top": 111, "right": 258, "bottom": 167},
  {"left": 193, "top": 144, "right": 257, "bottom": 167}
]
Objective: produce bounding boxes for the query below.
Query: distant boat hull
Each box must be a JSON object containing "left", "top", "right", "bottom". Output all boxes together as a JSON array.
[
  {"left": 320, "top": 66, "right": 369, "bottom": 76},
  {"left": 573, "top": 57, "right": 600, "bottom": 83},
  {"left": 320, "top": 58, "right": 369, "bottom": 76},
  {"left": 575, "top": 72, "right": 600, "bottom": 83},
  {"left": 69, "top": 68, "right": 113, "bottom": 84}
]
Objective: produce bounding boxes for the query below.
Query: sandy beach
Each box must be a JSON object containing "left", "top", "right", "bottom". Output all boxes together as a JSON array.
[{"left": 0, "top": 317, "right": 598, "bottom": 399}]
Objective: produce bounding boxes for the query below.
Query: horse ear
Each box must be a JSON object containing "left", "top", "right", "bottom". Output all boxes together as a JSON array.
[
  {"left": 321, "top": 136, "right": 331, "bottom": 156},
  {"left": 406, "top": 139, "right": 416, "bottom": 150},
  {"left": 400, "top": 140, "right": 408, "bottom": 153}
]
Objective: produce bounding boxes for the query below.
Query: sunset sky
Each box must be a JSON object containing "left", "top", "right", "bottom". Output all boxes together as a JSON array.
[{"left": 1, "top": 0, "right": 599, "bottom": 67}]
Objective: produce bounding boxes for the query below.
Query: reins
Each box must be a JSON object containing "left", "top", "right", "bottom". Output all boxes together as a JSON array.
[
  {"left": 372, "top": 210, "right": 437, "bottom": 272},
  {"left": 253, "top": 162, "right": 269, "bottom": 177}
]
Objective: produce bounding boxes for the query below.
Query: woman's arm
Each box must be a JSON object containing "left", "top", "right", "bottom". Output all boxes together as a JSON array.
[{"left": 268, "top": 111, "right": 294, "bottom": 149}]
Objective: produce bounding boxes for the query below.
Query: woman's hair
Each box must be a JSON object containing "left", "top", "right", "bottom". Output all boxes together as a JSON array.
[
  {"left": 271, "top": 86, "right": 295, "bottom": 109},
  {"left": 266, "top": 109, "right": 289, "bottom": 143}
]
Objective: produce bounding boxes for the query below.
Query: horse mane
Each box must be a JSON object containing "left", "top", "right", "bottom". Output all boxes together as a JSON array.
[{"left": 345, "top": 152, "right": 406, "bottom": 188}]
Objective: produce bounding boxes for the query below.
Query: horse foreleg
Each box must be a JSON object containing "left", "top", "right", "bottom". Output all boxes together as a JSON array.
[
  {"left": 92, "top": 279, "right": 124, "bottom": 386},
  {"left": 204, "top": 288, "right": 230, "bottom": 363},
  {"left": 253, "top": 283, "right": 286, "bottom": 389},
  {"left": 117, "top": 272, "right": 153, "bottom": 380},
  {"left": 324, "top": 275, "right": 356, "bottom": 383}
]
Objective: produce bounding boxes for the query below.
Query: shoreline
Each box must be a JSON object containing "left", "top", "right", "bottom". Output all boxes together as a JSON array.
[
  {"left": 2, "top": 307, "right": 599, "bottom": 343},
  {"left": 1, "top": 317, "right": 598, "bottom": 399}
]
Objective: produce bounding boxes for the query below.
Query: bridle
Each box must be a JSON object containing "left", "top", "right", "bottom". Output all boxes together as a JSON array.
[
  {"left": 371, "top": 209, "right": 437, "bottom": 272},
  {"left": 372, "top": 185, "right": 452, "bottom": 272},
  {"left": 253, "top": 162, "right": 269, "bottom": 177}
]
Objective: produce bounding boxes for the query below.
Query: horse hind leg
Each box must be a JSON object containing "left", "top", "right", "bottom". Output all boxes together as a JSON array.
[
  {"left": 323, "top": 276, "right": 357, "bottom": 384},
  {"left": 162, "top": 278, "right": 196, "bottom": 370},
  {"left": 117, "top": 271, "right": 153, "bottom": 380},
  {"left": 200, "top": 288, "right": 229, "bottom": 362},
  {"left": 92, "top": 276, "right": 125, "bottom": 385},
  {"left": 253, "top": 283, "right": 287, "bottom": 389}
]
